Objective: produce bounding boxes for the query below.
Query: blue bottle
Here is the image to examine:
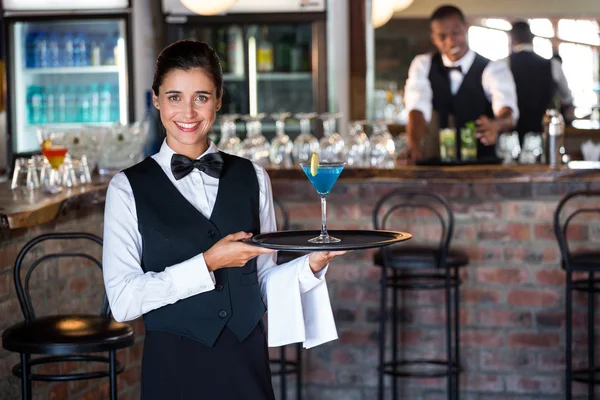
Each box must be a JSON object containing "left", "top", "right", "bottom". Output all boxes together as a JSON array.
[
  {"left": 25, "top": 31, "right": 38, "bottom": 68},
  {"left": 110, "top": 84, "right": 120, "bottom": 122},
  {"left": 47, "top": 32, "right": 60, "bottom": 67},
  {"left": 61, "top": 31, "right": 74, "bottom": 67},
  {"left": 73, "top": 32, "right": 88, "bottom": 66},
  {"left": 34, "top": 32, "right": 48, "bottom": 68},
  {"left": 99, "top": 84, "right": 112, "bottom": 122},
  {"left": 65, "top": 85, "right": 78, "bottom": 123},
  {"left": 79, "top": 84, "right": 91, "bottom": 123},
  {"left": 27, "top": 85, "right": 45, "bottom": 124},
  {"left": 55, "top": 85, "right": 67, "bottom": 122},
  {"left": 46, "top": 85, "right": 56, "bottom": 123}
]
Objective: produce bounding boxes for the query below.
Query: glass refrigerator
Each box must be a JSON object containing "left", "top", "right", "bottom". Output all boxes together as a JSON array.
[
  {"left": 161, "top": 0, "right": 328, "bottom": 141},
  {"left": 2, "top": 0, "right": 134, "bottom": 161}
]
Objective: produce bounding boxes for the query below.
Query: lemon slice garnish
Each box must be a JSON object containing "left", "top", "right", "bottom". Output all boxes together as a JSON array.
[
  {"left": 41, "top": 139, "right": 52, "bottom": 149},
  {"left": 310, "top": 152, "right": 319, "bottom": 176}
]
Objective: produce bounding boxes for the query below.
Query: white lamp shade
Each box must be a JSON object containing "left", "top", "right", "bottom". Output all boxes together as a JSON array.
[
  {"left": 372, "top": 0, "right": 395, "bottom": 29},
  {"left": 180, "top": 0, "right": 238, "bottom": 16},
  {"left": 394, "top": 0, "right": 414, "bottom": 11}
]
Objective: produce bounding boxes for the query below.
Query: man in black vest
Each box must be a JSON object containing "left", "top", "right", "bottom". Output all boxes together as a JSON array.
[
  {"left": 506, "top": 21, "right": 574, "bottom": 143},
  {"left": 404, "top": 5, "right": 519, "bottom": 162}
]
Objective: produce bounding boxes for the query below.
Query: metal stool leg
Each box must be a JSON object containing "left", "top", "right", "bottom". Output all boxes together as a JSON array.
[
  {"left": 444, "top": 265, "right": 453, "bottom": 400},
  {"left": 296, "top": 343, "right": 302, "bottom": 400},
  {"left": 280, "top": 346, "right": 287, "bottom": 400},
  {"left": 378, "top": 264, "right": 388, "bottom": 400},
  {"left": 109, "top": 350, "right": 117, "bottom": 400},
  {"left": 20, "top": 353, "right": 32, "bottom": 400},
  {"left": 566, "top": 270, "right": 573, "bottom": 400},
  {"left": 391, "top": 268, "right": 398, "bottom": 399},
  {"left": 588, "top": 272, "right": 595, "bottom": 400},
  {"left": 453, "top": 265, "right": 460, "bottom": 399}
]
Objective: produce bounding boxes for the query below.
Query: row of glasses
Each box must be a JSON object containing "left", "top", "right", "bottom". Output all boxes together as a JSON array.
[{"left": 11, "top": 154, "right": 92, "bottom": 192}]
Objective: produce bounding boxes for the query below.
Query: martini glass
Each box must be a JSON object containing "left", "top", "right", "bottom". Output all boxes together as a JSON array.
[
  {"left": 299, "top": 161, "right": 346, "bottom": 243},
  {"left": 37, "top": 129, "right": 68, "bottom": 194}
]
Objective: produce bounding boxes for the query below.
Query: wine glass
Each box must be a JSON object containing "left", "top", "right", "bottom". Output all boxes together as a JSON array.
[
  {"left": 292, "top": 113, "right": 319, "bottom": 163},
  {"left": 37, "top": 128, "right": 68, "bottom": 194},
  {"left": 318, "top": 113, "right": 346, "bottom": 162},
  {"left": 369, "top": 123, "right": 396, "bottom": 168},
  {"left": 239, "top": 114, "right": 270, "bottom": 166},
  {"left": 217, "top": 114, "right": 241, "bottom": 156},
  {"left": 269, "top": 112, "right": 293, "bottom": 168},
  {"left": 346, "top": 120, "right": 370, "bottom": 167},
  {"left": 299, "top": 160, "right": 346, "bottom": 243}
]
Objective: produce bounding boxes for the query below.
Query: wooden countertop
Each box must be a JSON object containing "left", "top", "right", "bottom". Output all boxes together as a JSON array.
[{"left": 1, "top": 165, "right": 599, "bottom": 230}]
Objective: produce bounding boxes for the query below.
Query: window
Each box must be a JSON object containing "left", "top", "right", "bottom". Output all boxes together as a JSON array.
[
  {"left": 468, "top": 26, "right": 509, "bottom": 61},
  {"left": 469, "top": 17, "right": 600, "bottom": 118}
]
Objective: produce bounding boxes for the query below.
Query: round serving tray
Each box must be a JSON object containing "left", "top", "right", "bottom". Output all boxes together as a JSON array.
[{"left": 247, "top": 229, "right": 411, "bottom": 252}]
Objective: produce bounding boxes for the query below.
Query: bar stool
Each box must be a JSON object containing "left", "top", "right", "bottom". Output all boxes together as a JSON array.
[
  {"left": 554, "top": 190, "right": 600, "bottom": 400},
  {"left": 271, "top": 197, "right": 306, "bottom": 400},
  {"left": 372, "top": 189, "right": 468, "bottom": 400},
  {"left": 1, "top": 232, "right": 135, "bottom": 400}
]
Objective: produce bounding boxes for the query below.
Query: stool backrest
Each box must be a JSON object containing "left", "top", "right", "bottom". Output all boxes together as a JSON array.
[
  {"left": 13, "top": 232, "right": 108, "bottom": 322},
  {"left": 373, "top": 189, "right": 455, "bottom": 262},
  {"left": 553, "top": 190, "right": 600, "bottom": 265},
  {"left": 273, "top": 196, "right": 290, "bottom": 231}
]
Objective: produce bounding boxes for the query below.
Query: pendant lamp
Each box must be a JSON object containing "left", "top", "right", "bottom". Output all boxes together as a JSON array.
[{"left": 180, "top": 0, "right": 237, "bottom": 16}]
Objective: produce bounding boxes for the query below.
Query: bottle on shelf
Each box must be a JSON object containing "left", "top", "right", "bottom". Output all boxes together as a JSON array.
[
  {"left": 216, "top": 28, "right": 228, "bottom": 73},
  {"left": 227, "top": 25, "right": 244, "bottom": 76},
  {"left": 290, "top": 30, "right": 305, "bottom": 73},
  {"left": 89, "top": 84, "right": 100, "bottom": 122},
  {"left": 275, "top": 34, "right": 292, "bottom": 72},
  {"left": 47, "top": 32, "right": 60, "bottom": 68},
  {"left": 25, "top": 31, "right": 38, "bottom": 68},
  {"left": 61, "top": 31, "right": 75, "bottom": 67},
  {"left": 90, "top": 38, "right": 102, "bottom": 66},
  {"left": 102, "top": 32, "right": 118, "bottom": 65},
  {"left": 34, "top": 32, "right": 48, "bottom": 68},
  {"left": 73, "top": 31, "right": 89, "bottom": 67},
  {"left": 257, "top": 26, "right": 273, "bottom": 73},
  {"left": 27, "top": 85, "right": 45, "bottom": 124},
  {"left": 45, "top": 85, "right": 56, "bottom": 123},
  {"left": 55, "top": 85, "right": 67, "bottom": 123},
  {"left": 99, "top": 83, "right": 112, "bottom": 122},
  {"left": 65, "top": 85, "right": 78, "bottom": 123}
]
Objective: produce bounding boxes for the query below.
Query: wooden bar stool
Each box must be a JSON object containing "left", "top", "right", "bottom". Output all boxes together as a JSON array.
[
  {"left": 1, "top": 232, "right": 134, "bottom": 400},
  {"left": 372, "top": 189, "right": 468, "bottom": 400},
  {"left": 554, "top": 190, "right": 600, "bottom": 400}
]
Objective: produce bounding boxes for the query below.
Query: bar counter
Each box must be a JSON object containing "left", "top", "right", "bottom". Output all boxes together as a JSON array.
[{"left": 0, "top": 165, "right": 599, "bottom": 399}]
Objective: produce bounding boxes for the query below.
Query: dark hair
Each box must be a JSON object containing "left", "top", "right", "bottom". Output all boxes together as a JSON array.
[
  {"left": 430, "top": 5, "right": 465, "bottom": 23},
  {"left": 152, "top": 40, "right": 223, "bottom": 99},
  {"left": 510, "top": 21, "right": 534, "bottom": 45}
]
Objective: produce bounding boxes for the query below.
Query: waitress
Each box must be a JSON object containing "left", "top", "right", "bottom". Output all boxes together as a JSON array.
[
  {"left": 102, "top": 40, "right": 345, "bottom": 399},
  {"left": 404, "top": 4, "right": 519, "bottom": 161}
]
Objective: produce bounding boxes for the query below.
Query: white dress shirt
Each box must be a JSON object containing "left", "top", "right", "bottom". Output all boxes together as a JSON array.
[
  {"left": 404, "top": 49, "right": 519, "bottom": 124},
  {"left": 503, "top": 44, "right": 574, "bottom": 106},
  {"left": 102, "top": 140, "right": 338, "bottom": 348}
]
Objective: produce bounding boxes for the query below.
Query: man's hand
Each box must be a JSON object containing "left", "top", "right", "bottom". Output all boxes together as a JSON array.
[
  {"left": 308, "top": 251, "right": 348, "bottom": 273},
  {"left": 204, "top": 232, "right": 276, "bottom": 271},
  {"left": 475, "top": 115, "right": 500, "bottom": 146},
  {"left": 406, "top": 110, "right": 427, "bottom": 163}
]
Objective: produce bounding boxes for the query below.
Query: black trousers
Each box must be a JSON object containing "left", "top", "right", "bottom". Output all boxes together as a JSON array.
[{"left": 141, "top": 323, "right": 275, "bottom": 400}]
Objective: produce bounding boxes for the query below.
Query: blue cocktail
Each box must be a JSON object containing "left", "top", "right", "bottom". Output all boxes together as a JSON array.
[{"left": 300, "top": 161, "right": 345, "bottom": 243}]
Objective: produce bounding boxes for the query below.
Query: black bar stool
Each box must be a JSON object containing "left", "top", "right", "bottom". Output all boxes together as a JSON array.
[
  {"left": 1, "top": 232, "right": 135, "bottom": 400},
  {"left": 270, "top": 197, "right": 306, "bottom": 400},
  {"left": 372, "top": 189, "right": 468, "bottom": 400},
  {"left": 554, "top": 190, "right": 600, "bottom": 400}
]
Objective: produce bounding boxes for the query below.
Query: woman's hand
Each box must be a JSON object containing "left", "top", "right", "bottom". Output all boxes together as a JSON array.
[
  {"left": 308, "top": 251, "right": 348, "bottom": 273},
  {"left": 204, "top": 231, "right": 276, "bottom": 271}
]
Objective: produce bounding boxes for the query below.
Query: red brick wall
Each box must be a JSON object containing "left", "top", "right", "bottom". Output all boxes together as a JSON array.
[
  {"left": 0, "top": 202, "right": 144, "bottom": 400},
  {"left": 271, "top": 179, "right": 600, "bottom": 399}
]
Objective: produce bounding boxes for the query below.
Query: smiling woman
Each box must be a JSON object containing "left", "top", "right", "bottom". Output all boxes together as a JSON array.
[{"left": 101, "top": 39, "right": 345, "bottom": 400}]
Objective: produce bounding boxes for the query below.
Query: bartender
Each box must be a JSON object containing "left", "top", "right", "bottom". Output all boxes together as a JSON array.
[
  {"left": 506, "top": 20, "right": 575, "bottom": 142},
  {"left": 404, "top": 5, "right": 519, "bottom": 161}
]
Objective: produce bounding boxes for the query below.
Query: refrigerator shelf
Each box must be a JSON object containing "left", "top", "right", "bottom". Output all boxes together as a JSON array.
[
  {"left": 24, "top": 66, "right": 120, "bottom": 75},
  {"left": 257, "top": 72, "right": 312, "bottom": 80}
]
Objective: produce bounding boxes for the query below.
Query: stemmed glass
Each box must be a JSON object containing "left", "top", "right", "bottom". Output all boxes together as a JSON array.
[
  {"left": 292, "top": 113, "right": 319, "bottom": 163},
  {"left": 346, "top": 120, "right": 370, "bottom": 167},
  {"left": 300, "top": 159, "right": 346, "bottom": 243},
  {"left": 240, "top": 114, "right": 270, "bottom": 166},
  {"left": 217, "top": 114, "right": 241, "bottom": 156},
  {"left": 269, "top": 112, "right": 293, "bottom": 168},
  {"left": 37, "top": 128, "right": 68, "bottom": 194},
  {"left": 318, "top": 113, "right": 346, "bottom": 162},
  {"left": 369, "top": 123, "right": 396, "bottom": 168}
]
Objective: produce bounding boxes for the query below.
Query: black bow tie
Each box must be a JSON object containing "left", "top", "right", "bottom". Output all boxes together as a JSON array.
[
  {"left": 171, "top": 152, "right": 224, "bottom": 180},
  {"left": 445, "top": 65, "right": 463, "bottom": 74}
]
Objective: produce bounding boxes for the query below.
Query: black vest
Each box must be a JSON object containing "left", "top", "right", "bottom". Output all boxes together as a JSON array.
[
  {"left": 509, "top": 50, "right": 554, "bottom": 140},
  {"left": 124, "top": 152, "right": 265, "bottom": 347},
  {"left": 429, "top": 52, "right": 496, "bottom": 160}
]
